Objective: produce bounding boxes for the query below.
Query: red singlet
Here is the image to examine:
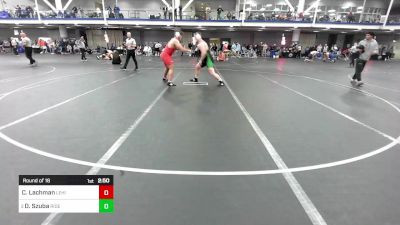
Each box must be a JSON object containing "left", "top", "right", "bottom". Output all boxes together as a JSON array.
[{"left": 160, "top": 46, "right": 176, "bottom": 66}]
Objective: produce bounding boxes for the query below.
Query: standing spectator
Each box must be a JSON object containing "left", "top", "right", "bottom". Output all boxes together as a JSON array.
[
  {"left": 20, "top": 32, "right": 36, "bottom": 66},
  {"left": 322, "top": 44, "right": 329, "bottom": 61},
  {"left": 26, "top": 6, "right": 34, "bottom": 18},
  {"left": 163, "top": 7, "right": 168, "bottom": 19},
  {"left": 71, "top": 6, "right": 78, "bottom": 18},
  {"left": 11, "top": 37, "right": 18, "bottom": 55},
  {"left": 114, "top": 5, "right": 120, "bottom": 18},
  {"left": 174, "top": 7, "right": 177, "bottom": 20},
  {"left": 349, "top": 43, "right": 359, "bottom": 67},
  {"left": 296, "top": 45, "right": 302, "bottom": 58},
  {"left": 78, "top": 7, "right": 84, "bottom": 18},
  {"left": 217, "top": 6, "right": 223, "bottom": 20},
  {"left": 262, "top": 42, "right": 268, "bottom": 57},
  {"left": 179, "top": 5, "right": 182, "bottom": 20},
  {"left": 106, "top": 6, "right": 112, "bottom": 18},
  {"left": 347, "top": 11, "right": 354, "bottom": 23},
  {"left": 168, "top": 7, "right": 172, "bottom": 20},
  {"left": 154, "top": 42, "right": 162, "bottom": 56},
  {"left": 15, "top": 5, "right": 21, "bottom": 18}
]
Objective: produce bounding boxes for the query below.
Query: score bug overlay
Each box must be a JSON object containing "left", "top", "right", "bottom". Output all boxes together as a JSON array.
[{"left": 19, "top": 175, "right": 114, "bottom": 213}]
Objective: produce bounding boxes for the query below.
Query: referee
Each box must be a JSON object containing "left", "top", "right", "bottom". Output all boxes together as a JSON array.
[
  {"left": 20, "top": 32, "right": 36, "bottom": 66},
  {"left": 121, "top": 32, "right": 138, "bottom": 70}
]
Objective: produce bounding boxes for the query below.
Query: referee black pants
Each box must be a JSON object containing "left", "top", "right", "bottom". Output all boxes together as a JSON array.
[
  {"left": 25, "top": 47, "right": 35, "bottom": 64},
  {"left": 123, "top": 49, "right": 138, "bottom": 69},
  {"left": 352, "top": 58, "right": 367, "bottom": 81},
  {"left": 80, "top": 48, "right": 86, "bottom": 60}
]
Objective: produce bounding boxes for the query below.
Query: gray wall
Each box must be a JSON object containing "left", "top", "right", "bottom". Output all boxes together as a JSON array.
[
  {"left": 0, "top": 28, "right": 60, "bottom": 40},
  {"left": 1, "top": 27, "right": 398, "bottom": 51}
]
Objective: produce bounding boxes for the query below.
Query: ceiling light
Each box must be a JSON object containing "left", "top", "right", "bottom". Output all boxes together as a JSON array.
[
  {"left": 357, "top": 6, "right": 363, "bottom": 9},
  {"left": 266, "top": 4, "right": 272, "bottom": 7},
  {"left": 274, "top": 8, "right": 280, "bottom": 11},
  {"left": 313, "top": 30, "right": 320, "bottom": 32},
  {"left": 341, "top": 31, "right": 347, "bottom": 33},
  {"left": 328, "top": 9, "right": 336, "bottom": 13}
]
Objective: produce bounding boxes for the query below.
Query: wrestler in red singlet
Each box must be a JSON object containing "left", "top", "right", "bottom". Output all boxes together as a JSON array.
[
  {"left": 160, "top": 31, "right": 191, "bottom": 87},
  {"left": 160, "top": 45, "right": 176, "bottom": 67}
]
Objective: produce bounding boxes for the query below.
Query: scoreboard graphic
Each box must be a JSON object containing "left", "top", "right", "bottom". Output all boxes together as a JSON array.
[{"left": 19, "top": 175, "right": 114, "bottom": 213}]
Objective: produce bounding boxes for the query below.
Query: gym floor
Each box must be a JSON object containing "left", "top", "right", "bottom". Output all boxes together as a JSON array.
[{"left": 0, "top": 53, "right": 399, "bottom": 225}]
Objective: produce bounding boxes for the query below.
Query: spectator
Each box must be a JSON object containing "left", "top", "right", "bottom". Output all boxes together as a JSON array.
[
  {"left": 316, "top": 44, "right": 322, "bottom": 52},
  {"left": 227, "top": 11, "right": 232, "bottom": 20},
  {"left": 179, "top": 5, "right": 182, "bottom": 20},
  {"left": 114, "top": 5, "right": 120, "bottom": 18},
  {"left": 57, "top": 10, "right": 64, "bottom": 18},
  {"left": 71, "top": 6, "right": 78, "bottom": 18},
  {"left": 106, "top": 6, "right": 112, "bottom": 18},
  {"left": 15, "top": 5, "right": 21, "bottom": 18},
  {"left": 174, "top": 7, "right": 177, "bottom": 20},
  {"left": 26, "top": 6, "right": 34, "bottom": 18},
  {"left": 163, "top": 7, "right": 168, "bottom": 19},
  {"left": 349, "top": 42, "right": 359, "bottom": 67},
  {"left": 262, "top": 42, "right": 268, "bottom": 57},
  {"left": 217, "top": 6, "right": 223, "bottom": 20},
  {"left": 247, "top": 12, "right": 254, "bottom": 20},
  {"left": 154, "top": 42, "right": 162, "bottom": 56},
  {"left": 96, "top": 7, "right": 102, "bottom": 18},
  {"left": 11, "top": 37, "right": 18, "bottom": 55},
  {"left": 347, "top": 11, "right": 354, "bottom": 23}
]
